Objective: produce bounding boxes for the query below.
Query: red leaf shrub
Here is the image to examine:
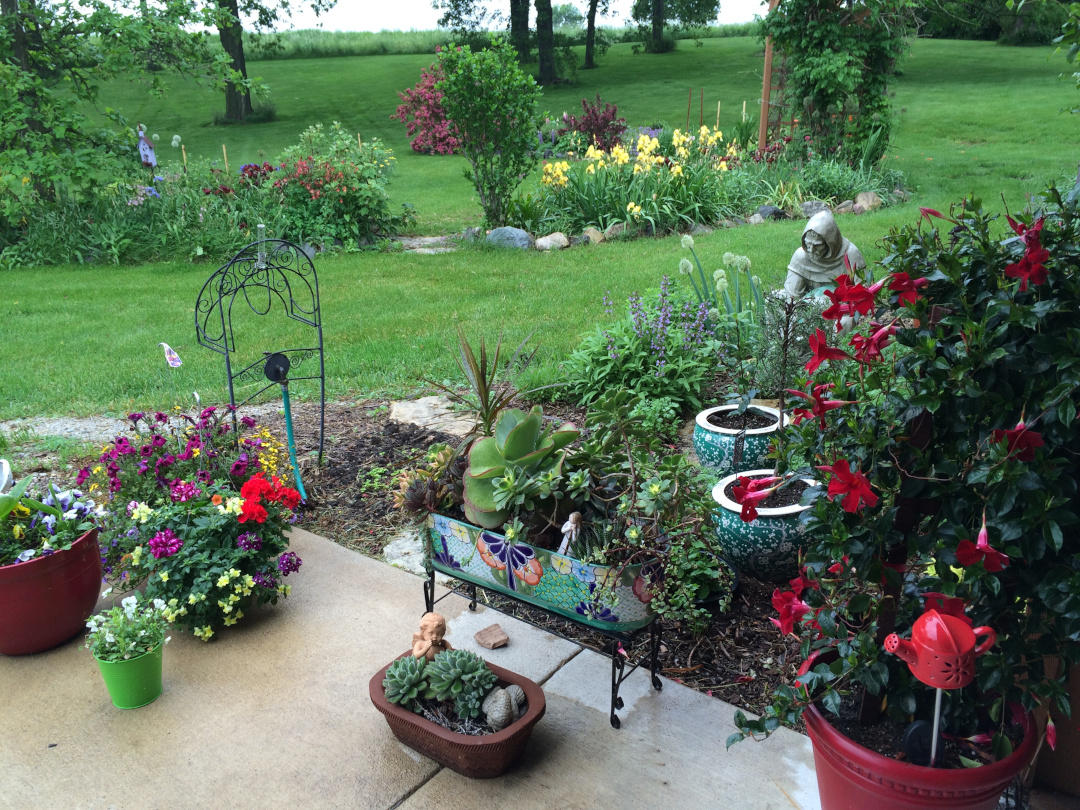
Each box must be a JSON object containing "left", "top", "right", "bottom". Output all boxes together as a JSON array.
[
  {"left": 391, "top": 61, "right": 459, "bottom": 156},
  {"left": 557, "top": 93, "right": 626, "bottom": 152}
]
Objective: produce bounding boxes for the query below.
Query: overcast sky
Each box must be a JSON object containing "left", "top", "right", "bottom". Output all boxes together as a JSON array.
[{"left": 283, "top": 0, "right": 768, "bottom": 32}]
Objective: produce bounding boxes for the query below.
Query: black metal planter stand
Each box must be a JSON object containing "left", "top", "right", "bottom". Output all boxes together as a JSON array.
[{"left": 424, "top": 569, "right": 663, "bottom": 729}]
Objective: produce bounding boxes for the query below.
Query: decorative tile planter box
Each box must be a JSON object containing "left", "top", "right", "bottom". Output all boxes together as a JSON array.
[
  {"left": 693, "top": 405, "right": 787, "bottom": 475},
  {"left": 426, "top": 513, "right": 656, "bottom": 633},
  {"left": 711, "top": 470, "right": 815, "bottom": 582}
]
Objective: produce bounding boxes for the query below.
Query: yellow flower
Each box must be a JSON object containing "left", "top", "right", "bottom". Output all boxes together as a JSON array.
[
  {"left": 131, "top": 546, "right": 143, "bottom": 566},
  {"left": 168, "top": 598, "right": 178, "bottom": 607},
  {"left": 159, "top": 572, "right": 169, "bottom": 582},
  {"left": 194, "top": 625, "right": 214, "bottom": 641},
  {"left": 21, "top": 176, "right": 29, "bottom": 185},
  {"left": 216, "top": 574, "right": 230, "bottom": 588},
  {"left": 586, "top": 164, "right": 595, "bottom": 175},
  {"left": 191, "top": 447, "right": 200, "bottom": 458},
  {"left": 243, "top": 574, "right": 255, "bottom": 588},
  {"left": 228, "top": 568, "right": 240, "bottom": 579},
  {"left": 671, "top": 164, "right": 684, "bottom": 176},
  {"left": 12, "top": 525, "right": 24, "bottom": 539}
]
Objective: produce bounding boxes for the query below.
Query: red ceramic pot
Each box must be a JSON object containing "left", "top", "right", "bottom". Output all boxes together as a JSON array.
[
  {"left": 0, "top": 528, "right": 102, "bottom": 656},
  {"left": 799, "top": 654, "right": 1038, "bottom": 810}
]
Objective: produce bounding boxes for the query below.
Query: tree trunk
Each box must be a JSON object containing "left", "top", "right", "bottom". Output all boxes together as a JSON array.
[
  {"left": 1, "top": 0, "right": 32, "bottom": 74},
  {"left": 651, "top": 0, "right": 664, "bottom": 52},
  {"left": 585, "top": 0, "right": 598, "bottom": 68},
  {"left": 510, "top": 0, "right": 530, "bottom": 61},
  {"left": 535, "top": 0, "right": 555, "bottom": 84},
  {"left": 216, "top": 0, "right": 253, "bottom": 123}
]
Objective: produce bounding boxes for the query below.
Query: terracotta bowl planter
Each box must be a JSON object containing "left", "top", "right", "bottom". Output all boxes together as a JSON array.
[
  {"left": 712, "top": 470, "right": 814, "bottom": 582},
  {"left": 369, "top": 652, "right": 546, "bottom": 778},
  {"left": 0, "top": 528, "right": 102, "bottom": 656}
]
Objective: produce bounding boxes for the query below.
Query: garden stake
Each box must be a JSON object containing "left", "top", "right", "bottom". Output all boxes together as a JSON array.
[
  {"left": 222, "top": 144, "right": 229, "bottom": 175},
  {"left": 700, "top": 88, "right": 703, "bottom": 127},
  {"left": 686, "top": 88, "right": 692, "bottom": 130},
  {"left": 357, "top": 133, "right": 362, "bottom": 149},
  {"left": 716, "top": 101, "right": 721, "bottom": 130},
  {"left": 930, "top": 686, "right": 943, "bottom": 766},
  {"left": 181, "top": 144, "right": 188, "bottom": 171}
]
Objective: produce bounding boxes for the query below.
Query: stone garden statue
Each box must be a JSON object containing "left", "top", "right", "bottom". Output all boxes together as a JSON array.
[
  {"left": 412, "top": 612, "right": 454, "bottom": 662},
  {"left": 783, "top": 211, "right": 866, "bottom": 299}
]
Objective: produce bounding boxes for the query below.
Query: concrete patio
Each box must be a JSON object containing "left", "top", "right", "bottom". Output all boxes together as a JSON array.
[{"left": 1, "top": 529, "right": 1072, "bottom": 809}]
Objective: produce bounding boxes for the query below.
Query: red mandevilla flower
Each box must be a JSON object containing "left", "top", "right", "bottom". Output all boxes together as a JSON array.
[
  {"left": 805, "top": 328, "right": 855, "bottom": 373},
  {"left": 888, "top": 272, "right": 929, "bottom": 306},
  {"left": 1004, "top": 216, "right": 1050, "bottom": 292},
  {"left": 848, "top": 321, "right": 896, "bottom": 364},
  {"left": 816, "top": 458, "right": 879, "bottom": 512},
  {"left": 770, "top": 589, "right": 812, "bottom": 636},
  {"left": 785, "top": 383, "right": 856, "bottom": 429},
  {"left": 955, "top": 510, "right": 1010, "bottom": 572},
  {"left": 730, "top": 475, "right": 782, "bottom": 523},
  {"left": 921, "top": 592, "right": 973, "bottom": 627},
  {"left": 822, "top": 274, "right": 876, "bottom": 330},
  {"left": 990, "top": 420, "right": 1044, "bottom": 462}
]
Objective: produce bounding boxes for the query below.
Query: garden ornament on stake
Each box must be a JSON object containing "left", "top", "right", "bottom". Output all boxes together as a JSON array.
[
  {"left": 263, "top": 351, "right": 307, "bottom": 501},
  {"left": 195, "top": 223, "right": 325, "bottom": 467},
  {"left": 885, "top": 610, "right": 996, "bottom": 766}
]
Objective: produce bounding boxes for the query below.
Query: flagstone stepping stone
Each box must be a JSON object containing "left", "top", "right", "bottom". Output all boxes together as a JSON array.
[{"left": 388, "top": 396, "right": 474, "bottom": 438}]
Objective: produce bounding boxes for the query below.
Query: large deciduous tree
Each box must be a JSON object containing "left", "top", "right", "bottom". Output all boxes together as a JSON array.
[
  {"left": 534, "top": 0, "right": 555, "bottom": 83},
  {"left": 630, "top": 0, "right": 720, "bottom": 52},
  {"left": 584, "top": 0, "right": 610, "bottom": 68}
]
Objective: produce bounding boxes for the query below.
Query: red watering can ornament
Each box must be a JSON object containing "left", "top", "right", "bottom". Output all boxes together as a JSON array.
[{"left": 884, "top": 608, "right": 996, "bottom": 767}]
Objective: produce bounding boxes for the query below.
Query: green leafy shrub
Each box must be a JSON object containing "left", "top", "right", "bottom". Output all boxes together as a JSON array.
[
  {"left": 273, "top": 121, "right": 415, "bottom": 245},
  {"left": 383, "top": 655, "right": 429, "bottom": 710},
  {"left": 438, "top": 38, "right": 541, "bottom": 226},
  {"left": 564, "top": 276, "right": 716, "bottom": 410},
  {"left": 629, "top": 397, "right": 681, "bottom": 442},
  {"left": 424, "top": 649, "right": 498, "bottom": 719}
]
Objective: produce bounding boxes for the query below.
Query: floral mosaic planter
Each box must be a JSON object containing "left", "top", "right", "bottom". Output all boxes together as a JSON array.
[
  {"left": 711, "top": 470, "right": 814, "bottom": 582},
  {"left": 426, "top": 514, "right": 656, "bottom": 633},
  {"left": 693, "top": 405, "right": 787, "bottom": 475},
  {"left": 0, "top": 528, "right": 102, "bottom": 656}
]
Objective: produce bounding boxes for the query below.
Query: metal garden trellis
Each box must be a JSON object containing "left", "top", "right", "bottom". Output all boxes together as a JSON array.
[{"left": 195, "top": 225, "right": 325, "bottom": 493}]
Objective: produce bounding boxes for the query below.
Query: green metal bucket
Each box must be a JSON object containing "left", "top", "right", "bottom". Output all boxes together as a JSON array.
[{"left": 95, "top": 643, "right": 164, "bottom": 709}]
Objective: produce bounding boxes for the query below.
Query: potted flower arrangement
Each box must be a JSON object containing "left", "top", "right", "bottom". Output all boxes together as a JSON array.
[
  {"left": 397, "top": 362, "right": 733, "bottom": 636},
  {"left": 80, "top": 406, "right": 303, "bottom": 641},
  {"left": 369, "top": 612, "right": 545, "bottom": 778},
  {"left": 727, "top": 190, "right": 1080, "bottom": 810},
  {"left": 84, "top": 593, "right": 170, "bottom": 708},
  {"left": 0, "top": 477, "right": 101, "bottom": 655}
]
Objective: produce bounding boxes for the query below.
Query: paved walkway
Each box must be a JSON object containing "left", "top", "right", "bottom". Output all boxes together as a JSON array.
[{"left": 1, "top": 529, "right": 820, "bottom": 810}]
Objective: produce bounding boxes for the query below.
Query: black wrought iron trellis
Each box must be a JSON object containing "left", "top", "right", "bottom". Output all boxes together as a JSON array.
[{"left": 194, "top": 232, "right": 325, "bottom": 463}]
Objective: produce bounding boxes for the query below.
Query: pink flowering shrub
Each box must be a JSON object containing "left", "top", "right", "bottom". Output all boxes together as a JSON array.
[{"left": 391, "top": 61, "right": 460, "bottom": 156}]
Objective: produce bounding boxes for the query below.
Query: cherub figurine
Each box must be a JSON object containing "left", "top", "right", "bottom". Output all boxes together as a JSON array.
[{"left": 412, "top": 612, "right": 454, "bottom": 662}]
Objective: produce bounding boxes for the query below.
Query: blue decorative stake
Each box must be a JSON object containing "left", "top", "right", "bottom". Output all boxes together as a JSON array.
[{"left": 263, "top": 352, "right": 307, "bottom": 500}]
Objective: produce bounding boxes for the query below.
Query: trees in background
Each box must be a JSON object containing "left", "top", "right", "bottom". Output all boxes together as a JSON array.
[{"left": 630, "top": 0, "right": 720, "bottom": 53}]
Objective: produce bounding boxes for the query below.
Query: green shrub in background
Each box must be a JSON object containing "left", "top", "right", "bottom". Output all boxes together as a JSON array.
[
  {"left": 437, "top": 38, "right": 541, "bottom": 226},
  {"left": 628, "top": 396, "right": 682, "bottom": 442}
]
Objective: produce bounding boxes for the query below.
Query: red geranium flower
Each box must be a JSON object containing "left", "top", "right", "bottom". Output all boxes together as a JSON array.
[
  {"left": 238, "top": 499, "right": 268, "bottom": 524},
  {"left": 990, "top": 420, "right": 1044, "bottom": 462},
  {"left": 770, "top": 589, "right": 812, "bottom": 636},
  {"left": 889, "top": 272, "right": 930, "bottom": 306},
  {"left": 786, "top": 383, "right": 856, "bottom": 429},
  {"left": 816, "top": 458, "right": 879, "bottom": 512},
  {"left": 806, "top": 329, "right": 855, "bottom": 373},
  {"left": 240, "top": 473, "right": 274, "bottom": 501},
  {"left": 955, "top": 510, "right": 1009, "bottom": 572}
]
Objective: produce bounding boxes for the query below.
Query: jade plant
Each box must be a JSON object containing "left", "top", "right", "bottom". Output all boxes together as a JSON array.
[{"left": 463, "top": 406, "right": 579, "bottom": 529}]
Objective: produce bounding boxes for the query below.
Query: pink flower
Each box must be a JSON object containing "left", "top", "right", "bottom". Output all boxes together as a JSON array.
[
  {"left": 990, "top": 420, "right": 1044, "bottom": 462},
  {"left": 955, "top": 510, "right": 1010, "bottom": 572},
  {"left": 816, "top": 458, "right": 878, "bottom": 512},
  {"left": 770, "top": 589, "right": 812, "bottom": 636},
  {"left": 148, "top": 528, "right": 182, "bottom": 559},
  {"left": 169, "top": 478, "right": 202, "bottom": 503},
  {"left": 1047, "top": 717, "right": 1057, "bottom": 751}
]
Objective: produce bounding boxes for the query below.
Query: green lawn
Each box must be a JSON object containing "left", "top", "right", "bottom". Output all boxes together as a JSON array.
[{"left": 3, "top": 38, "right": 1079, "bottom": 419}]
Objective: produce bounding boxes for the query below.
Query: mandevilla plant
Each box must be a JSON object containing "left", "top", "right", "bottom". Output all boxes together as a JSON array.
[{"left": 729, "top": 186, "right": 1080, "bottom": 762}]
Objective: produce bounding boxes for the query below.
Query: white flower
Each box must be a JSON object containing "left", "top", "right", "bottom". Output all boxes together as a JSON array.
[
  {"left": 164, "top": 636, "right": 172, "bottom": 645},
  {"left": 105, "top": 632, "right": 115, "bottom": 643},
  {"left": 752, "top": 275, "right": 762, "bottom": 287},
  {"left": 153, "top": 598, "right": 166, "bottom": 611},
  {"left": 678, "top": 258, "right": 693, "bottom": 275},
  {"left": 101, "top": 587, "right": 113, "bottom": 598},
  {"left": 152, "top": 133, "right": 159, "bottom": 141},
  {"left": 171, "top": 135, "right": 181, "bottom": 147},
  {"left": 121, "top": 596, "right": 138, "bottom": 617},
  {"left": 713, "top": 268, "right": 726, "bottom": 283},
  {"left": 723, "top": 251, "right": 735, "bottom": 265},
  {"left": 681, "top": 234, "right": 694, "bottom": 250}
]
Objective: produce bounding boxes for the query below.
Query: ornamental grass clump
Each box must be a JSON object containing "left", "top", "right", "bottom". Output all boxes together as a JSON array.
[
  {"left": 729, "top": 185, "right": 1080, "bottom": 763},
  {"left": 84, "top": 595, "right": 169, "bottom": 662}
]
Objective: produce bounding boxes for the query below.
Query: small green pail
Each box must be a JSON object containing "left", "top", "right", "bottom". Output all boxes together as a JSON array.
[{"left": 95, "top": 643, "right": 163, "bottom": 709}]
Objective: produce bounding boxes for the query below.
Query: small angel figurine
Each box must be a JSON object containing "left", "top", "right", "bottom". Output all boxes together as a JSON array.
[
  {"left": 412, "top": 612, "right": 454, "bottom": 662},
  {"left": 557, "top": 512, "right": 582, "bottom": 556}
]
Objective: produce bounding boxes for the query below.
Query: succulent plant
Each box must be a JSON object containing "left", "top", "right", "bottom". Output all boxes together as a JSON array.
[
  {"left": 425, "top": 649, "right": 498, "bottom": 720},
  {"left": 382, "top": 655, "right": 428, "bottom": 711},
  {"left": 464, "top": 406, "right": 579, "bottom": 529}
]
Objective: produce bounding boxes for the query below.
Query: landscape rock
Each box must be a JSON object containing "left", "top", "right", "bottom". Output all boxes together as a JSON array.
[
  {"left": 382, "top": 529, "right": 452, "bottom": 585},
  {"left": 582, "top": 226, "right": 604, "bottom": 244},
  {"left": 535, "top": 232, "right": 570, "bottom": 251},
  {"left": 718, "top": 219, "right": 738, "bottom": 229},
  {"left": 756, "top": 204, "right": 788, "bottom": 220},
  {"left": 474, "top": 624, "right": 510, "bottom": 650},
  {"left": 603, "top": 222, "right": 626, "bottom": 240},
  {"left": 892, "top": 188, "right": 910, "bottom": 201},
  {"left": 388, "top": 396, "right": 474, "bottom": 438},
  {"left": 834, "top": 200, "right": 854, "bottom": 215},
  {"left": 855, "top": 191, "right": 883, "bottom": 211},
  {"left": 689, "top": 223, "right": 713, "bottom": 236},
  {"left": 461, "top": 226, "right": 483, "bottom": 241},
  {"left": 852, "top": 203, "right": 866, "bottom": 216},
  {"left": 800, "top": 200, "right": 831, "bottom": 218},
  {"left": 485, "top": 226, "right": 532, "bottom": 249},
  {"left": 746, "top": 213, "right": 766, "bottom": 226}
]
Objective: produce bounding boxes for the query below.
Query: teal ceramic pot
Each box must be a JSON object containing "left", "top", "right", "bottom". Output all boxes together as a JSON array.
[
  {"left": 427, "top": 513, "right": 656, "bottom": 633},
  {"left": 712, "top": 469, "right": 815, "bottom": 582},
  {"left": 693, "top": 405, "right": 786, "bottom": 476}
]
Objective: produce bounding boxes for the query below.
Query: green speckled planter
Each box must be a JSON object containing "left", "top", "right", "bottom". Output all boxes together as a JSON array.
[
  {"left": 693, "top": 405, "right": 786, "bottom": 476},
  {"left": 712, "top": 469, "right": 815, "bottom": 582},
  {"left": 426, "top": 514, "right": 656, "bottom": 633}
]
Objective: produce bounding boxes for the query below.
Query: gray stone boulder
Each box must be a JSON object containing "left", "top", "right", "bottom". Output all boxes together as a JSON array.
[
  {"left": 582, "top": 226, "right": 604, "bottom": 244},
  {"left": 486, "top": 227, "right": 532, "bottom": 249},
  {"left": 800, "top": 200, "right": 831, "bottom": 218},
  {"left": 756, "top": 204, "right": 788, "bottom": 220},
  {"left": 834, "top": 200, "right": 854, "bottom": 215},
  {"left": 535, "top": 232, "right": 570, "bottom": 251},
  {"left": 746, "top": 213, "right": 766, "bottom": 226},
  {"left": 855, "top": 191, "right": 883, "bottom": 211},
  {"left": 604, "top": 222, "right": 626, "bottom": 240}
]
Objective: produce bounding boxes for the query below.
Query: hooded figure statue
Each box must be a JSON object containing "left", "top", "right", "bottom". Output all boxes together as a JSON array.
[{"left": 783, "top": 211, "right": 866, "bottom": 299}]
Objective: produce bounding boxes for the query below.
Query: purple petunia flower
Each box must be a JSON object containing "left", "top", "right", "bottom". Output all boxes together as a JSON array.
[
  {"left": 149, "top": 528, "right": 182, "bottom": 559},
  {"left": 277, "top": 552, "right": 302, "bottom": 576}
]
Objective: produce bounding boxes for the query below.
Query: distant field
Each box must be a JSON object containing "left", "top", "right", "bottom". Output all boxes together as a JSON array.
[{"left": 3, "top": 37, "right": 1078, "bottom": 418}]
